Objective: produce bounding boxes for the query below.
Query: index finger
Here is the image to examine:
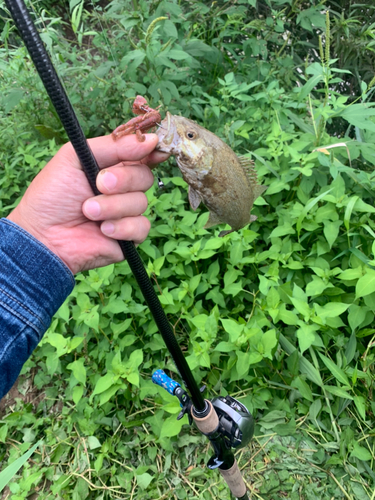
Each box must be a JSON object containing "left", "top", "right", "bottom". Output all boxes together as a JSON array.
[{"left": 87, "top": 133, "right": 160, "bottom": 169}]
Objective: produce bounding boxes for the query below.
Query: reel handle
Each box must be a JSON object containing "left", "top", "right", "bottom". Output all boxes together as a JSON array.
[{"left": 152, "top": 369, "right": 181, "bottom": 396}]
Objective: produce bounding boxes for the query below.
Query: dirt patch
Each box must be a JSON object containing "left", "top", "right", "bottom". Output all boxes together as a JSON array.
[
  {"left": 0, "top": 370, "right": 45, "bottom": 418},
  {"left": 0, "top": 486, "right": 10, "bottom": 500}
]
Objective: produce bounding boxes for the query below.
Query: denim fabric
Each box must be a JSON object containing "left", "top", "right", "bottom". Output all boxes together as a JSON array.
[{"left": 0, "top": 218, "right": 75, "bottom": 398}]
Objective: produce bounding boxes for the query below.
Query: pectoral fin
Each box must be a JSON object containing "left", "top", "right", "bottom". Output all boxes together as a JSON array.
[
  {"left": 188, "top": 186, "right": 202, "bottom": 210},
  {"left": 253, "top": 185, "right": 267, "bottom": 199},
  {"left": 219, "top": 229, "right": 234, "bottom": 237},
  {"left": 219, "top": 215, "right": 257, "bottom": 237},
  {"left": 204, "top": 210, "right": 222, "bottom": 229}
]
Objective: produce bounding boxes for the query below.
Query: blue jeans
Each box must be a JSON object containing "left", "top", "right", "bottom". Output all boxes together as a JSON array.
[{"left": 0, "top": 219, "right": 74, "bottom": 398}]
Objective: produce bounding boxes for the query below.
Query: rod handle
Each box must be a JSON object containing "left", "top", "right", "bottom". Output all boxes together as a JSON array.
[
  {"left": 152, "top": 369, "right": 180, "bottom": 395},
  {"left": 219, "top": 460, "right": 248, "bottom": 499}
]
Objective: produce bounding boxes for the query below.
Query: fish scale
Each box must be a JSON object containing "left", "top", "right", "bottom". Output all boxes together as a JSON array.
[{"left": 156, "top": 112, "right": 267, "bottom": 237}]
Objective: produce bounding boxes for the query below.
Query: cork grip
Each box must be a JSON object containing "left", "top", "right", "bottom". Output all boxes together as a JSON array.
[
  {"left": 191, "top": 400, "right": 219, "bottom": 434},
  {"left": 219, "top": 460, "right": 247, "bottom": 498}
]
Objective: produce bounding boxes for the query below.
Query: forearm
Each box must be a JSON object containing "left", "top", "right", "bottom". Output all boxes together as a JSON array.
[{"left": 0, "top": 218, "right": 75, "bottom": 399}]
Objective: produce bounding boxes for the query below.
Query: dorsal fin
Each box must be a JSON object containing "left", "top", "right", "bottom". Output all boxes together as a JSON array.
[{"left": 238, "top": 155, "right": 267, "bottom": 199}]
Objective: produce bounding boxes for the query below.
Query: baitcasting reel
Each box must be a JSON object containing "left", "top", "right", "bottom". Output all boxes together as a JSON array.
[{"left": 152, "top": 369, "right": 254, "bottom": 451}]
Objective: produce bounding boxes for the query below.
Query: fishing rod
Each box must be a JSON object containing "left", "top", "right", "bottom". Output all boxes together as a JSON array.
[{"left": 4, "top": 1, "right": 254, "bottom": 498}]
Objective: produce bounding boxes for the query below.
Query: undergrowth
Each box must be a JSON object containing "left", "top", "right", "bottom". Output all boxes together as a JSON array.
[{"left": 1, "top": 1, "right": 375, "bottom": 499}]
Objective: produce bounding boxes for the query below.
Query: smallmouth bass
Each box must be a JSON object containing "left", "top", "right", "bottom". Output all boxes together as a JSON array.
[{"left": 156, "top": 112, "right": 267, "bottom": 237}]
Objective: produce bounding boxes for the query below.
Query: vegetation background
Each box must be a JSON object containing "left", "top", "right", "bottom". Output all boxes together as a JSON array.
[{"left": 1, "top": 0, "right": 375, "bottom": 498}]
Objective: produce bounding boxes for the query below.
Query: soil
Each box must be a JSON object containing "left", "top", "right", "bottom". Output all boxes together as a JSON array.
[{"left": 0, "top": 371, "right": 46, "bottom": 419}]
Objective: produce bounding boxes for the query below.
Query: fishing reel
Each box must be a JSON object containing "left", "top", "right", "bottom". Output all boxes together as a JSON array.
[
  {"left": 152, "top": 370, "right": 254, "bottom": 450},
  {"left": 211, "top": 395, "right": 254, "bottom": 449}
]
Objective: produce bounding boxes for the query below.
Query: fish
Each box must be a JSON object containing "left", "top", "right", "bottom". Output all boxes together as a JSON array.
[{"left": 155, "top": 112, "right": 267, "bottom": 237}]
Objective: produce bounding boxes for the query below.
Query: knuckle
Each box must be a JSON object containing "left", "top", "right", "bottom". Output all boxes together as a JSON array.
[
  {"left": 142, "top": 216, "right": 151, "bottom": 234},
  {"left": 138, "top": 193, "right": 149, "bottom": 213},
  {"left": 124, "top": 216, "right": 150, "bottom": 242},
  {"left": 120, "top": 165, "right": 154, "bottom": 192},
  {"left": 120, "top": 166, "right": 135, "bottom": 191},
  {"left": 136, "top": 217, "right": 151, "bottom": 242},
  {"left": 145, "top": 169, "right": 154, "bottom": 189}
]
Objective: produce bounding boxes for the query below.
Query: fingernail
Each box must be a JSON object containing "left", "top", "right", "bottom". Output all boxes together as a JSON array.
[
  {"left": 101, "top": 222, "right": 115, "bottom": 235},
  {"left": 85, "top": 200, "right": 101, "bottom": 217},
  {"left": 101, "top": 171, "right": 117, "bottom": 191},
  {"left": 144, "top": 133, "right": 157, "bottom": 142}
]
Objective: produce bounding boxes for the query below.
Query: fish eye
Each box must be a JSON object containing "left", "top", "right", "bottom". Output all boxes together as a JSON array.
[{"left": 186, "top": 130, "right": 196, "bottom": 140}]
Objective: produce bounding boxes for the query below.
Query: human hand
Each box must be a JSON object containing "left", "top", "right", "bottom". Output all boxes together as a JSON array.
[{"left": 7, "top": 133, "right": 168, "bottom": 274}]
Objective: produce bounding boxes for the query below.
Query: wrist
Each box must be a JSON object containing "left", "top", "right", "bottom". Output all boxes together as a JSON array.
[{"left": 6, "top": 209, "right": 74, "bottom": 273}]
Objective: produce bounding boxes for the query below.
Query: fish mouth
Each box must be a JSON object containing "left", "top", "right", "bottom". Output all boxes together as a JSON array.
[{"left": 155, "top": 112, "right": 178, "bottom": 153}]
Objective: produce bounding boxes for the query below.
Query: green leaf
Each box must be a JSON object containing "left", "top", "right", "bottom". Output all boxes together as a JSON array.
[
  {"left": 279, "top": 334, "right": 323, "bottom": 387},
  {"left": 350, "top": 441, "right": 372, "bottom": 461},
  {"left": 68, "top": 337, "right": 84, "bottom": 352},
  {"left": 236, "top": 351, "right": 250, "bottom": 378},
  {"left": 45, "top": 333, "right": 67, "bottom": 357},
  {"left": 220, "top": 319, "right": 244, "bottom": 342},
  {"left": 298, "top": 74, "right": 323, "bottom": 101},
  {"left": 163, "top": 20, "right": 178, "bottom": 38},
  {"left": 296, "top": 189, "right": 332, "bottom": 237},
  {"left": 67, "top": 358, "right": 86, "bottom": 386},
  {"left": 348, "top": 304, "right": 367, "bottom": 332},
  {"left": 308, "top": 399, "right": 322, "bottom": 420},
  {"left": 87, "top": 436, "right": 101, "bottom": 450},
  {"left": 126, "top": 349, "right": 144, "bottom": 372},
  {"left": 167, "top": 49, "right": 191, "bottom": 60},
  {"left": 353, "top": 395, "right": 366, "bottom": 420},
  {"left": 91, "top": 372, "right": 119, "bottom": 398},
  {"left": 0, "top": 441, "right": 41, "bottom": 490},
  {"left": 94, "top": 454, "right": 104, "bottom": 473},
  {"left": 344, "top": 195, "right": 359, "bottom": 231},
  {"left": 72, "top": 385, "right": 84, "bottom": 405},
  {"left": 306, "top": 277, "right": 328, "bottom": 297},
  {"left": 345, "top": 332, "right": 357, "bottom": 365},
  {"left": 274, "top": 418, "right": 296, "bottom": 436},
  {"left": 121, "top": 49, "right": 146, "bottom": 67},
  {"left": 297, "top": 324, "right": 316, "bottom": 354},
  {"left": 223, "top": 282, "right": 243, "bottom": 296},
  {"left": 0, "top": 425, "right": 8, "bottom": 444},
  {"left": 56, "top": 300, "right": 70, "bottom": 322},
  {"left": 216, "top": 341, "right": 235, "bottom": 352},
  {"left": 126, "top": 372, "right": 140, "bottom": 387},
  {"left": 314, "top": 302, "right": 350, "bottom": 321},
  {"left": 338, "top": 267, "right": 363, "bottom": 281},
  {"left": 323, "top": 220, "right": 342, "bottom": 248},
  {"left": 261, "top": 329, "right": 277, "bottom": 357},
  {"left": 80, "top": 305, "right": 100, "bottom": 332},
  {"left": 4, "top": 89, "right": 24, "bottom": 113},
  {"left": 340, "top": 103, "right": 375, "bottom": 132},
  {"left": 356, "top": 269, "right": 375, "bottom": 299},
  {"left": 290, "top": 297, "right": 311, "bottom": 319},
  {"left": 318, "top": 353, "right": 350, "bottom": 386},
  {"left": 266, "top": 287, "right": 280, "bottom": 309},
  {"left": 277, "top": 308, "right": 299, "bottom": 325},
  {"left": 269, "top": 223, "right": 295, "bottom": 238},
  {"left": 99, "top": 384, "right": 123, "bottom": 405},
  {"left": 159, "top": 414, "right": 187, "bottom": 439},
  {"left": 259, "top": 410, "right": 286, "bottom": 429},
  {"left": 136, "top": 472, "right": 153, "bottom": 490},
  {"left": 352, "top": 198, "right": 375, "bottom": 213},
  {"left": 291, "top": 376, "right": 313, "bottom": 401},
  {"left": 324, "top": 385, "right": 353, "bottom": 400}
]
